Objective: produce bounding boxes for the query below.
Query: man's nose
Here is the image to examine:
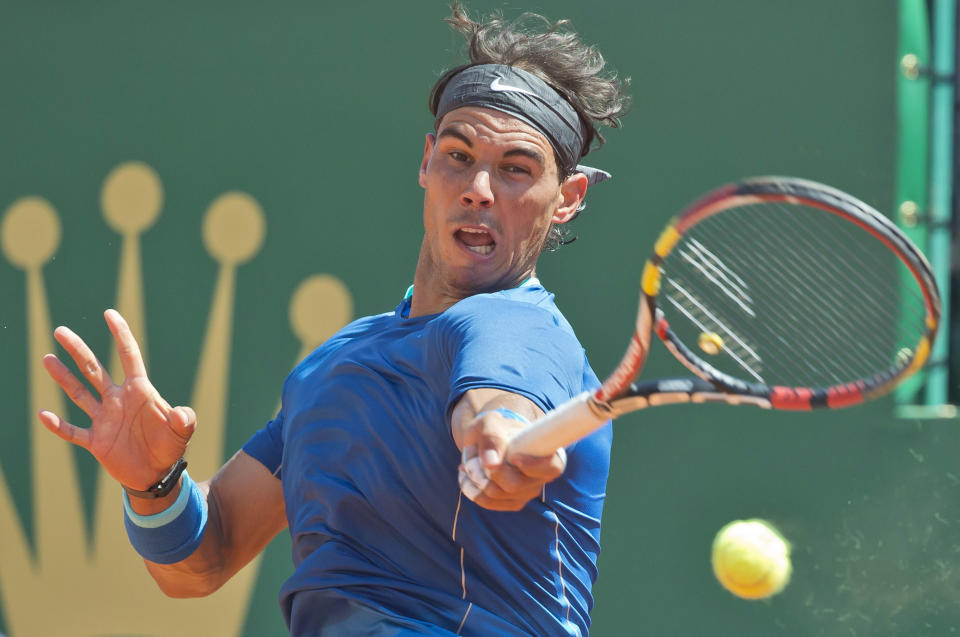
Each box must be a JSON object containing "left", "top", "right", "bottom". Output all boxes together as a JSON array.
[{"left": 460, "top": 169, "right": 494, "bottom": 209}]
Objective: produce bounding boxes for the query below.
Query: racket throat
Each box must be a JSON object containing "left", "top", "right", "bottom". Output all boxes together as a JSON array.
[{"left": 587, "top": 393, "right": 617, "bottom": 419}]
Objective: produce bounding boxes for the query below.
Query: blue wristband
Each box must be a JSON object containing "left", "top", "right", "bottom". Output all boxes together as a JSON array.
[{"left": 123, "top": 469, "right": 208, "bottom": 564}]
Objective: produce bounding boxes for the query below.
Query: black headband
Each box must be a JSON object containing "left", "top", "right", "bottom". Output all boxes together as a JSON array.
[{"left": 434, "top": 64, "right": 611, "bottom": 186}]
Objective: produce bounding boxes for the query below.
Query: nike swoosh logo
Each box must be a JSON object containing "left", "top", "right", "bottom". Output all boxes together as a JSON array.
[{"left": 490, "top": 77, "right": 537, "bottom": 96}]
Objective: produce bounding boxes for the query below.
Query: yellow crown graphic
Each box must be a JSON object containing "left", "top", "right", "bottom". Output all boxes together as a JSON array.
[{"left": 0, "top": 161, "right": 353, "bottom": 637}]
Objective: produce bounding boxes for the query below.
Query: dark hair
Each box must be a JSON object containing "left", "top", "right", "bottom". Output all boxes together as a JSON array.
[{"left": 428, "top": 3, "right": 630, "bottom": 250}]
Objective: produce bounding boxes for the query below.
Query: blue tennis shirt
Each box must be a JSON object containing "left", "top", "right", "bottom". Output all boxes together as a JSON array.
[{"left": 243, "top": 282, "right": 612, "bottom": 636}]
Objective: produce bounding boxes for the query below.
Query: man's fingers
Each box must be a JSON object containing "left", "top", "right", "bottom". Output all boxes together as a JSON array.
[
  {"left": 459, "top": 468, "right": 538, "bottom": 507},
  {"left": 508, "top": 447, "right": 567, "bottom": 480},
  {"left": 458, "top": 468, "right": 484, "bottom": 501},
  {"left": 466, "top": 490, "right": 537, "bottom": 512},
  {"left": 460, "top": 447, "right": 566, "bottom": 509},
  {"left": 168, "top": 406, "right": 197, "bottom": 439},
  {"left": 41, "top": 354, "right": 100, "bottom": 417},
  {"left": 460, "top": 460, "right": 543, "bottom": 503},
  {"left": 53, "top": 325, "right": 112, "bottom": 394},
  {"left": 485, "top": 460, "right": 555, "bottom": 496},
  {"left": 104, "top": 309, "right": 147, "bottom": 380},
  {"left": 38, "top": 410, "right": 91, "bottom": 449},
  {"left": 461, "top": 445, "right": 490, "bottom": 490}
]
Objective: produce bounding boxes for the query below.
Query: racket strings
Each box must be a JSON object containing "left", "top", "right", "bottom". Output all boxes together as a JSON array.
[
  {"left": 664, "top": 265, "right": 819, "bottom": 384},
  {"left": 736, "top": 205, "right": 925, "bottom": 380},
  {"left": 812, "top": 210, "right": 931, "bottom": 339},
  {"left": 668, "top": 215, "right": 874, "bottom": 383},
  {"left": 662, "top": 279, "right": 765, "bottom": 382},
  {"left": 732, "top": 205, "right": 923, "bottom": 379},
  {"left": 664, "top": 250, "right": 888, "bottom": 388},
  {"left": 745, "top": 205, "right": 922, "bottom": 356},
  {"left": 760, "top": 202, "right": 930, "bottom": 344},
  {"left": 665, "top": 243, "right": 765, "bottom": 374},
  {"left": 763, "top": 202, "right": 928, "bottom": 330},
  {"left": 739, "top": 207, "right": 913, "bottom": 381},
  {"left": 660, "top": 201, "right": 929, "bottom": 388},
  {"left": 677, "top": 237, "right": 755, "bottom": 316}
]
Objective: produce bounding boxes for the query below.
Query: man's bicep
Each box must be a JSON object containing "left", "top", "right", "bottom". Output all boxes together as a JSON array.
[{"left": 205, "top": 450, "right": 286, "bottom": 572}]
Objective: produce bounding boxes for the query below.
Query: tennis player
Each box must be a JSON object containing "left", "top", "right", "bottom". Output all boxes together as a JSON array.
[{"left": 39, "top": 4, "right": 629, "bottom": 635}]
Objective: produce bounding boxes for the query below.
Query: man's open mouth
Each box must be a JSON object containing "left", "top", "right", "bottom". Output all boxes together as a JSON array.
[{"left": 455, "top": 227, "right": 495, "bottom": 255}]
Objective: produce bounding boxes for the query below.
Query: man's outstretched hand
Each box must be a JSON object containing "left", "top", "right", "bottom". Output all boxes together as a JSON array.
[{"left": 39, "top": 309, "right": 196, "bottom": 491}]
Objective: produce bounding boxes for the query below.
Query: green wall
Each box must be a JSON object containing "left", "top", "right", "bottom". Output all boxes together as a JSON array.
[{"left": 4, "top": 2, "right": 956, "bottom": 636}]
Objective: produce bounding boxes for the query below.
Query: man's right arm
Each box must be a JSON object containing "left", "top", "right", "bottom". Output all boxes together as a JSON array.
[{"left": 137, "top": 450, "right": 287, "bottom": 597}]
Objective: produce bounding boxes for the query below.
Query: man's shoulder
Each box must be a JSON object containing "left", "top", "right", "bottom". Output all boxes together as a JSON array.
[
  {"left": 446, "top": 285, "right": 559, "bottom": 321},
  {"left": 293, "top": 311, "right": 396, "bottom": 370},
  {"left": 441, "top": 285, "right": 580, "bottom": 346}
]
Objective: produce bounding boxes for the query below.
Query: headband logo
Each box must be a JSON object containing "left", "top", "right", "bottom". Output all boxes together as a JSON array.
[{"left": 490, "top": 76, "right": 536, "bottom": 97}]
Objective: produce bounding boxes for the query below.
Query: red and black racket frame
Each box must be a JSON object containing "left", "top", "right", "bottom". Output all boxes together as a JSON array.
[{"left": 600, "top": 177, "right": 942, "bottom": 413}]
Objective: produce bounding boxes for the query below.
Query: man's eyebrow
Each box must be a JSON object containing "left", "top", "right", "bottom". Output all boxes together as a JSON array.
[
  {"left": 436, "top": 128, "right": 473, "bottom": 147},
  {"left": 503, "top": 147, "right": 545, "bottom": 167}
]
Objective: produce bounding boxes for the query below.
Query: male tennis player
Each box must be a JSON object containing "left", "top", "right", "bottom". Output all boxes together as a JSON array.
[{"left": 39, "top": 5, "right": 629, "bottom": 635}]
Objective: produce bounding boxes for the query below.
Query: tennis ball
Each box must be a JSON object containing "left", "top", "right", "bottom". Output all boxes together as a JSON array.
[
  {"left": 711, "top": 519, "right": 792, "bottom": 600},
  {"left": 698, "top": 331, "right": 724, "bottom": 355}
]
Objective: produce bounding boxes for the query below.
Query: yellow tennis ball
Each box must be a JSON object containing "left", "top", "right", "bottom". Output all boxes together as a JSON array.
[
  {"left": 698, "top": 331, "right": 724, "bottom": 355},
  {"left": 711, "top": 519, "right": 792, "bottom": 600}
]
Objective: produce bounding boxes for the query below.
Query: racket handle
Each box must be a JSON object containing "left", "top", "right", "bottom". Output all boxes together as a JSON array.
[{"left": 507, "top": 392, "right": 610, "bottom": 457}]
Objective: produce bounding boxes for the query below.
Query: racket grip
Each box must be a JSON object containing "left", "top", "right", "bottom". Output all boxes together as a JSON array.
[{"left": 507, "top": 392, "right": 609, "bottom": 457}]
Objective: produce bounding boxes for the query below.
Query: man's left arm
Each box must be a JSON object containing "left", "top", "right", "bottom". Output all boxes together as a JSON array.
[{"left": 451, "top": 387, "right": 567, "bottom": 511}]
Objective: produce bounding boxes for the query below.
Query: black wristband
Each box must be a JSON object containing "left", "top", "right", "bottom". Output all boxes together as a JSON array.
[{"left": 122, "top": 458, "right": 188, "bottom": 499}]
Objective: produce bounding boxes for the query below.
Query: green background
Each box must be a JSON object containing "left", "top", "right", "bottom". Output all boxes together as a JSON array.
[{"left": 3, "top": 1, "right": 958, "bottom": 635}]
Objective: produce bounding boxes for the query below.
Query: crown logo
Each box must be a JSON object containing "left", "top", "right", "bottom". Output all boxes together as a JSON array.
[{"left": 0, "top": 161, "right": 353, "bottom": 636}]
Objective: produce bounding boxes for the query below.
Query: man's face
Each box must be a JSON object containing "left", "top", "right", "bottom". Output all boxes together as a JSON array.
[{"left": 417, "top": 106, "right": 581, "bottom": 297}]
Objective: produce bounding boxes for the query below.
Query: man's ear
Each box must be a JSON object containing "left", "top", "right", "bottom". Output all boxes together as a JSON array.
[
  {"left": 419, "top": 133, "right": 436, "bottom": 189},
  {"left": 552, "top": 172, "right": 589, "bottom": 224}
]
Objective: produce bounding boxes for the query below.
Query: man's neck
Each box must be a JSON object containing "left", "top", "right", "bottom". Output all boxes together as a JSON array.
[
  {"left": 407, "top": 252, "right": 536, "bottom": 318},
  {"left": 407, "top": 288, "right": 459, "bottom": 318}
]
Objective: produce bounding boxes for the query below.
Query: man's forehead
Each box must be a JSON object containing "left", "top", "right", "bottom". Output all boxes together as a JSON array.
[{"left": 437, "top": 106, "right": 554, "bottom": 148}]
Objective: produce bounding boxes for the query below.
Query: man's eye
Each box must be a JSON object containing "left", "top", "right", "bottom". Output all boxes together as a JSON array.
[
  {"left": 449, "top": 151, "right": 469, "bottom": 162},
  {"left": 503, "top": 165, "right": 531, "bottom": 175}
]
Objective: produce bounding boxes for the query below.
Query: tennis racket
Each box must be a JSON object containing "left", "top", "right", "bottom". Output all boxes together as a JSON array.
[{"left": 508, "top": 176, "right": 941, "bottom": 457}]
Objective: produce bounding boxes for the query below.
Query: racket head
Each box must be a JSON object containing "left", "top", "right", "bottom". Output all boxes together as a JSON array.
[{"left": 605, "top": 176, "right": 940, "bottom": 410}]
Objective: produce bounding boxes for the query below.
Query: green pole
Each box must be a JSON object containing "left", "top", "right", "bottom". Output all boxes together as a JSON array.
[
  {"left": 895, "top": 0, "right": 932, "bottom": 408},
  {"left": 925, "top": 0, "right": 955, "bottom": 408}
]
